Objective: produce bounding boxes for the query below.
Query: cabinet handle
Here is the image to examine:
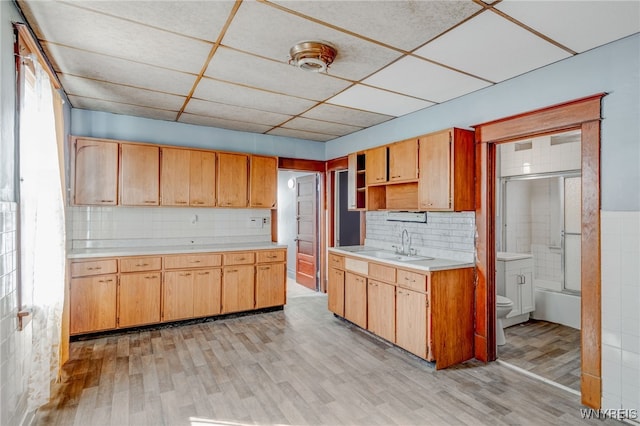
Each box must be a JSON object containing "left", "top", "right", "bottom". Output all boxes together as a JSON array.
[
  {"left": 258, "top": 266, "right": 270, "bottom": 271},
  {"left": 135, "top": 263, "right": 149, "bottom": 267},
  {"left": 193, "top": 201, "right": 204, "bottom": 205},
  {"left": 145, "top": 275, "right": 158, "bottom": 279},
  {"left": 267, "top": 255, "right": 278, "bottom": 259},
  {"left": 227, "top": 269, "right": 238, "bottom": 273},
  {"left": 190, "top": 260, "right": 201, "bottom": 263},
  {"left": 88, "top": 266, "right": 102, "bottom": 271},
  {"left": 198, "top": 272, "right": 210, "bottom": 276},
  {"left": 391, "top": 175, "right": 401, "bottom": 179},
  {"left": 254, "top": 202, "right": 263, "bottom": 206},
  {"left": 100, "top": 199, "right": 114, "bottom": 203},
  {"left": 98, "top": 279, "right": 113, "bottom": 283},
  {"left": 176, "top": 201, "right": 187, "bottom": 204},
  {"left": 179, "top": 273, "right": 192, "bottom": 277},
  {"left": 144, "top": 200, "right": 156, "bottom": 204}
]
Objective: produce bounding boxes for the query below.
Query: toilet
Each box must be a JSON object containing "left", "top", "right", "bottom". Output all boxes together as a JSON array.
[{"left": 496, "top": 295, "right": 514, "bottom": 346}]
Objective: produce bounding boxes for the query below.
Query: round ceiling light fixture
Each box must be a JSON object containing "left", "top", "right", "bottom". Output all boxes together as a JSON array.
[{"left": 289, "top": 41, "right": 337, "bottom": 73}]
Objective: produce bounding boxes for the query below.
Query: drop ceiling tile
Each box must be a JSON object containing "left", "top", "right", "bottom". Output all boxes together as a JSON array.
[
  {"left": 301, "top": 104, "right": 393, "bottom": 128},
  {"left": 327, "top": 85, "right": 433, "bottom": 117},
  {"left": 496, "top": 0, "right": 640, "bottom": 53},
  {"left": 364, "top": 55, "right": 491, "bottom": 103},
  {"left": 60, "top": 75, "right": 187, "bottom": 111},
  {"left": 271, "top": 1, "right": 482, "bottom": 51},
  {"left": 282, "top": 117, "right": 362, "bottom": 137},
  {"left": 184, "top": 99, "right": 292, "bottom": 127},
  {"left": 179, "top": 113, "right": 274, "bottom": 134},
  {"left": 68, "top": 96, "right": 179, "bottom": 121},
  {"left": 67, "top": 0, "right": 236, "bottom": 42},
  {"left": 20, "top": 1, "right": 212, "bottom": 74},
  {"left": 44, "top": 43, "right": 196, "bottom": 96},
  {"left": 193, "top": 77, "right": 316, "bottom": 116},
  {"left": 222, "top": 1, "right": 402, "bottom": 81},
  {"left": 267, "top": 128, "right": 335, "bottom": 142},
  {"left": 205, "top": 47, "right": 351, "bottom": 101},
  {"left": 414, "top": 11, "right": 571, "bottom": 82}
]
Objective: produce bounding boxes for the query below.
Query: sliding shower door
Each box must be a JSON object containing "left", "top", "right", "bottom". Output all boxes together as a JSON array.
[{"left": 563, "top": 176, "right": 581, "bottom": 293}]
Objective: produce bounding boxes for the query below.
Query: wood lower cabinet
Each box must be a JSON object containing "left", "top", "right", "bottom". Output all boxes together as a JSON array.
[
  {"left": 163, "top": 270, "right": 195, "bottom": 321},
  {"left": 118, "top": 272, "right": 162, "bottom": 327},
  {"left": 328, "top": 267, "right": 345, "bottom": 316},
  {"left": 367, "top": 279, "right": 396, "bottom": 343},
  {"left": 255, "top": 263, "right": 286, "bottom": 308},
  {"left": 222, "top": 265, "right": 255, "bottom": 313},
  {"left": 72, "top": 138, "right": 119, "bottom": 206},
  {"left": 193, "top": 269, "right": 222, "bottom": 317},
  {"left": 396, "top": 287, "right": 428, "bottom": 359},
  {"left": 70, "top": 275, "right": 117, "bottom": 334},
  {"left": 344, "top": 272, "right": 367, "bottom": 328}
]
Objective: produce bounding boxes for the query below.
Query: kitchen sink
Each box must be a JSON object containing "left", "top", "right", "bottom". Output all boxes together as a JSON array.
[{"left": 360, "top": 250, "right": 433, "bottom": 262}]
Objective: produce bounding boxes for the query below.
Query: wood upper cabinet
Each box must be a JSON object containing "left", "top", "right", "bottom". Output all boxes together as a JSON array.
[
  {"left": 118, "top": 271, "right": 161, "bottom": 327},
  {"left": 221, "top": 265, "right": 254, "bottom": 313},
  {"left": 328, "top": 267, "right": 345, "bottom": 316},
  {"left": 120, "top": 144, "right": 160, "bottom": 206},
  {"left": 396, "top": 287, "right": 428, "bottom": 359},
  {"left": 365, "top": 146, "right": 388, "bottom": 185},
  {"left": 389, "top": 138, "right": 418, "bottom": 182},
  {"left": 73, "top": 138, "right": 119, "bottom": 205},
  {"left": 217, "top": 152, "right": 248, "bottom": 207},
  {"left": 70, "top": 275, "right": 117, "bottom": 334},
  {"left": 161, "top": 148, "right": 216, "bottom": 206},
  {"left": 367, "top": 279, "right": 396, "bottom": 343},
  {"left": 250, "top": 155, "right": 277, "bottom": 208},
  {"left": 344, "top": 272, "right": 367, "bottom": 328},
  {"left": 418, "top": 128, "right": 475, "bottom": 211}
]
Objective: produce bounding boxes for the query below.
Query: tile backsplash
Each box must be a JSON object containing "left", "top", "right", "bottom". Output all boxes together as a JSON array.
[
  {"left": 365, "top": 211, "right": 475, "bottom": 263},
  {"left": 68, "top": 206, "right": 272, "bottom": 249}
]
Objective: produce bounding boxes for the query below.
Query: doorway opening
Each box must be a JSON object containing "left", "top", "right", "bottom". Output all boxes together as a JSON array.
[{"left": 335, "top": 170, "right": 361, "bottom": 247}]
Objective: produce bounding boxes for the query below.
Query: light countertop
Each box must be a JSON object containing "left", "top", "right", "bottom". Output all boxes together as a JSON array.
[
  {"left": 496, "top": 252, "right": 533, "bottom": 261},
  {"left": 328, "top": 246, "right": 474, "bottom": 272},
  {"left": 68, "top": 242, "right": 287, "bottom": 259}
]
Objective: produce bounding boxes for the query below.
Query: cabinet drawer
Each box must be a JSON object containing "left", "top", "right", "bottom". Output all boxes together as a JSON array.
[
  {"left": 397, "top": 269, "right": 428, "bottom": 292},
  {"left": 224, "top": 252, "right": 255, "bottom": 265},
  {"left": 71, "top": 259, "right": 118, "bottom": 277},
  {"left": 256, "top": 250, "right": 285, "bottom": 263},
  {"left": 369, "top": 263, "right": 396, "bottom": 283},
  {"left": 344, "top": 257, "right": 368, "bottom": 275},
  {"left": 164, "top": 254, "right": 222, "bottom": 269},
  {"left": 120, "top": 256, "right": 162, "bottom": 272},
  {"left": 329, "top": 253, "right": 345, "bottom": 269}
]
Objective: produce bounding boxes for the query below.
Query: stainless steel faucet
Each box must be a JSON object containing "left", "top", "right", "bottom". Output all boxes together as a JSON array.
[{"left": 401, "top": 228, "right": 411, "bottom": 255}]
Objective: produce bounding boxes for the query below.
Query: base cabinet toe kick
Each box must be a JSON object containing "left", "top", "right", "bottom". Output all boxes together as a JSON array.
[{"left": 328, "top": 251, "right": 474, "bottom": 369}]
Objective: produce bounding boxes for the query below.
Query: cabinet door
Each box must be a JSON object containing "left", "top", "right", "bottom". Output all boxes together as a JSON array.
[
  {"left": 365, "top": 146, "right": 387, "bottom": 185},
  {"left": 505, "top": 267, "right": 521, "bottom": 318},
  {"left": 396, "top": 287, "right": 427, "bottom": 358},
  {"left": 73, "top": 138, "right": 119, "bottom": 205},
  {"left": 389, "top": 138, "right": 418, "bottom": 182},
  {"left": 418, "top": 131, "right": 451, "bottom": 210},
  {"left": 328, "top": 267, "right": 345, "bottom": 316},
  {"left": 367, "top": 280, "right": 396, "bottom": 342},
  {"left": 222, "top": 265, "right": 254, "bottom": 313},
  {"left": 519, "top": 266, "right": 534, "bottom": 315},
  {"left": 70, "top": 275, "right": 117, "bottom": 334},
  {"left": 120, "top": 144, "right": 160, "bottom": 206},
  {"left": 163, "top": 270, "right": 195, "bottom": 321},
  {"left": 190, "top": 151, "right": 216, "bottom": 206},
  {"left": 255, "top": 263, "right": 286, "bottom": 308},
  {"left": 160, "top": 148, "right": 190, "bottom": 206},
  {"left": 344, "top": 272, "right": 367, "bottom": 328},
  {"left": 250, "top": 155, "right": 277, "bottom": 208},
  {"left": 217, "top": 152, "right": 248, "bottom": 207},
  {"left": 193, "top": 269, "right": 222, "bottom": 317},
  {"left": 118, "top": 272, "right": 161, "bottom": 327}
]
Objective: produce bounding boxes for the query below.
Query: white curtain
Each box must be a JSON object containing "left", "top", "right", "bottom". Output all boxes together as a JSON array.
[{"left": 20, "top": 58, "right": 66, "bottom": 411}]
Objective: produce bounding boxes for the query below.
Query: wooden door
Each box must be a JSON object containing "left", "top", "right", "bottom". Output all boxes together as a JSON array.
[
  {"left": 368, "top": 280, "right": 396, "bottom": 342},
  {"left": 344, "top": 272, "right": 367, "bottom": 328},
  {"left": 327, "top": 267, "right": 345, "bottom": 316},
  {"left": 118, "top": 272, "right": 161, "bottom": 327},
  {"left": 255, "top": 263, "right": 286, "bottom": 308},
  {"left": 163, "top": 270, "right": 195, "bottom": 321},
  {"left": 120, "top": 144, "right": 160, "bottom": 206},
  {"left": 190, "top": 151, "right": 216, "bottom": 206},
  {"left": 396, "top": 287, "right": 427, "bottom": 358},
  {"left": 160, "top": 148, "right": 190, "bottom": 206},
  {"left": 73, "top": 138, "right": 119, "bottom": 205},
  {"left": 295, "top": 174, "right": 317, "bottom": 290},
  {"left": 221, "top": 265, "right": 254, "bottom": 313},
  {"left": 365, "top": 146, "right": 387, "bottom": 185},
  {"left": 193, "top": 269, "right": 221, "bottom": 317},
  {"left": 70, "top": 275, "right": 117, "bottom": 334},
  {"left": 217, "top": 152, "right": 248, "bottom": 207},
  {"left": 389, "top": 138, "right": 418, "bottom": 182},
  {"left": 250, "top": 155, "right": 277, "bottom": 208},
  {"left": 418, "top": 131, "right": 451, "bottom": 210}
]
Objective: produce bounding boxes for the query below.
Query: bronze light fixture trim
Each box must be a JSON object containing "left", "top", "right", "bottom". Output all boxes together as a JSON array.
[{"left": 289, "top": 40, "right": 337, "bottom": 73}]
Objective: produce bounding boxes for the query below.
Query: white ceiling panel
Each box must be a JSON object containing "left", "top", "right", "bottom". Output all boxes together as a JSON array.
[
  {"left": 193, "top": 77, "right": 316, "bottom": 116},
  {"left": 184, "top": 99, "right": 292, "bottom": 127},
  {"left": 364, "top": 55, "right": 491, "bottom": 103},
  {"left": 301, "top": 104, "right": 393, "bottom": 128},
  {"left": 282, "top": 117, "right": 363, "bottom": 137},
  {"left": 67, "top": 0, "right": 236, "bottom": 42},
  {"left": 328, "top": 85, "right": 434, "bottom": 117},
  {"left": 59, "top": 75, "right": 187, "bottom": 111},
  {"left": 179, "top": 113, "right": 275, "bottom": 134},
  {"left": 496, "top": 0, "right": 640, "bottom": 53},
  {"left": 44, "top": 43, "right": 197, "bottom": 96},
  {"left": 414, "top": 10, "right": 572, "bottom": 82},
  {"left": 205, "top": 47, "right": 351, "bottom": 101},
  {"left": 270, "top": 0, "right": 482, "bottom": 51},
  {"left": 222, "top": 1, "right": 402, "bottom": 81},
  {"left": 267, "top": 127, "right": 335, "bottom": 142},
  {"left": 69, "top": 97, "right": 179, "bottom": 121},
  {"left": 20, "top": 1, "right": 213, "bottom": 74}
]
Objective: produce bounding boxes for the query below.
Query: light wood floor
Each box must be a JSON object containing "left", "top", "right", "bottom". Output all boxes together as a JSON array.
[
  {"left": 36, "top": 283, "right": 609, "bottom": 426},
  {"left": 498, "top": 320, "right": 581, "bottom": 392}
]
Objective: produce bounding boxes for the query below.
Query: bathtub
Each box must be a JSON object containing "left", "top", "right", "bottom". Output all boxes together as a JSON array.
[{"left": 531, "top": 284, "right": 581, "bottom": 330}]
